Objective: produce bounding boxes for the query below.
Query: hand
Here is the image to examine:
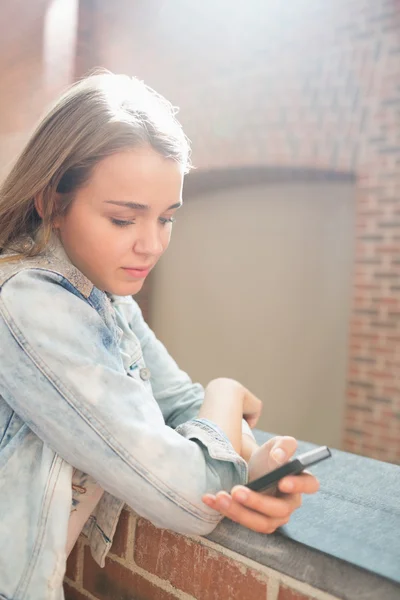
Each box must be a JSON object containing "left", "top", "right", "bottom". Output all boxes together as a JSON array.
[
  {"left": 247, "top": 435, "right": 298, "bottom": 482},
  {"left": 200, "top": 379, "right": 262, "bottom": 456},
  {"left": 202, "top": 436, "right": 320, "bottom": 534},
  {"left": 204, "top": 378, "right": 263, "bottom": 430}
]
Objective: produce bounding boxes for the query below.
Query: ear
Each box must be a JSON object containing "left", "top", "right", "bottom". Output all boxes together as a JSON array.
[
  {"left": 34, "top": 192, "right": 62, "bottom": 229},
  {"left": 34, "top": 194, "right": 44, "bottom": 218}
]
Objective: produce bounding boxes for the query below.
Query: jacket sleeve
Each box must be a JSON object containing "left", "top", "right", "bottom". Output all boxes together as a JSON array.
[
  {"left": 0, "top": 270, "right": 247, "bottom": 536},
  {"left": 117, "top": 295, "right": 257, "bottom": 441}
]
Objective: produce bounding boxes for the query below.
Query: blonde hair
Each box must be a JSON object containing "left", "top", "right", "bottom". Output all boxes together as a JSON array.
[{"left": 0, "top": 70, "right": 191, "bottom": 260}]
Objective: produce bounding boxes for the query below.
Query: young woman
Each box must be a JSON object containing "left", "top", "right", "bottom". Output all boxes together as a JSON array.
[{"left": 0, "top": 71, "right": 319, "bottom": 599}]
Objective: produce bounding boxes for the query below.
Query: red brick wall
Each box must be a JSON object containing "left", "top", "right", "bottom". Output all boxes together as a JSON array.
[
  {"left": 76, "top": 0, "right": 400, "bottom": 465},
  {"left": 0, "top": 0, "right": 79, "bottom": 180},
  {"left": 0, "top": 0, "right": 49, "bottom": 179},
  {"left": 64, "top": 508, "right": 340, "bottom": 600}
]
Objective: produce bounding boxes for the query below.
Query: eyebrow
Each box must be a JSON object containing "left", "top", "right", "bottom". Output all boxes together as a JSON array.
[{"left": 104, "top": 200, "right": 182, "bottom": 211}]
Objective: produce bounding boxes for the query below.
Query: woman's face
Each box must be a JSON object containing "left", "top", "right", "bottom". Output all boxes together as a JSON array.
[{"left": 55, "top": 147, "right": 183, "bottom": 295}]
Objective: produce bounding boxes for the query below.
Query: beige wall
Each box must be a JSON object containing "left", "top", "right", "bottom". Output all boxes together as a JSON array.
[{"left": 151, "top": 181, "right": 356, "bottom": 449}]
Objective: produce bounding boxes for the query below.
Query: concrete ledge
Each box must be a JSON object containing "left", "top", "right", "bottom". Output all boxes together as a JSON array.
[{"left": 206, "top": 430, "right": 400, "bottom": 600}]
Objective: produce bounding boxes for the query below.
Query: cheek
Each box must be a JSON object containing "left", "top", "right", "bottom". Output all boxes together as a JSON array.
[
  {"left": 162, "top": 226, "right": 173, "bottom": 250},
  {"left": 58, "top": 203, "right": 92, "bottom": 240},
  {"left": 60, "top": 210, "right": 114, "bottom": 260}
]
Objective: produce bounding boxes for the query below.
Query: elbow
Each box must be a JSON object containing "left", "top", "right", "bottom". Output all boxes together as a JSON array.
[
  {"left": 192, "top": 516, "right": 221, "bottom": 537},
  {"left": 144, "top": 490, "right": 223, "bottom": 537},
  {"left": 164, "top": 509, "right": 222, "bottom": 537}
]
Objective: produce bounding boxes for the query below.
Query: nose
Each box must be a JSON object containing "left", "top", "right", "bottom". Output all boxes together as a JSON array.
[{"left": 133, "top": 221, "right": 165, "bottom": 257}]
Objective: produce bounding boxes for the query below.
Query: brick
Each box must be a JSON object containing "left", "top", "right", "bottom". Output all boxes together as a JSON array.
[
  {"left": 377, "top": 245, "right": 400, "bottom": 253},
  {"left": 134, "top": 519, "right": 268, "bottom": 600},
  {"left": 345, "top": 428, "right": 364, "bottom": 436},
  {"left": 109, "top": 508, "right": 130, "bottom": 558},
  {"left": 278, "top": 586, "right": 312, "bottom": 600},
  {"left": 387, "top": 336, "right": 400, "bottom": 343},
  {"left": 362, "top": 443, "right": 387, "bottom": 455},
  {"left": 370, "top": 346, "right": 395, "bottom": 355},
  {"left": 367, "top": 370, "right": 394, "bottom": 380},
  {"left": 352, "top": 356, "right": 376, "bottom": 364},
  {"left": 370, "top": 321, "right": 397, "bottom": 329},
  {"left": 366, "top": 395, "right": 392, "bottom": 404},
  {"left": 350, "top": 333, "right": 379, "bottom": 341},
  {"left": 348, "top": 380, "right": 374, "bottom": 389},
  {"left": 347, "top": 404, "right": 373, "bottom": 412},
  {"left": 83, "top": 546, "right": 178, "bottom": 600},
  {"left": 364, "top": 419, "right": 390, "bottom": 430},
  {"left": 371, "top": 297, "right": 399, "bottom": 304},
  {"left": 64, "top": 583, "right": 89, "bottom": 600},
  {"left": 383, "top": 386, "right": 400, "bottom": 395},
  {"left": 348, "top": 366, "right": 360, "bottom": 376},
  {"left": 343, "top": 438, "right": 357, "bottom": 450}
]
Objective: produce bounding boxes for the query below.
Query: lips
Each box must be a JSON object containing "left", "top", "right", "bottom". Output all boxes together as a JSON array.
[{"left": 122, "top": 266, "right": 152, "bottom": 279}]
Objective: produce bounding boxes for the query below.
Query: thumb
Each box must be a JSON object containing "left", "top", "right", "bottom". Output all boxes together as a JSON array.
[{"left": 269, "top": 436, "right": 298, "bottom": 469}]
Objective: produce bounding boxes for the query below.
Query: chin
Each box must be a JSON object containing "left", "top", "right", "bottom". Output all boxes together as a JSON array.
[{"left": 106, "top": 280, "right": 145, "bottom": 297}]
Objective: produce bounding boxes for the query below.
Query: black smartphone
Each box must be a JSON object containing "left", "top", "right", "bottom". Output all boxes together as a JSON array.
[{"left": 245, "top": 446, "right": 331, "bottom": 494}]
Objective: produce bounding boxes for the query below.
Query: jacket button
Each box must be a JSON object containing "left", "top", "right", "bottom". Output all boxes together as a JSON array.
[{"left": 139, "top": 367, "right": 151, "bottom": 381}]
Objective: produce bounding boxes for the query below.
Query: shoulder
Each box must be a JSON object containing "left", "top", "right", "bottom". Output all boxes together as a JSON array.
[
  {"left": 0, "top": 245, "right": 120, "bottom": 354},
  {"left": 0, "top": 256, "right": 119, "bottom": 351},
  {"left": 0, "top": 250, "right": 93, "bottom": 299}
]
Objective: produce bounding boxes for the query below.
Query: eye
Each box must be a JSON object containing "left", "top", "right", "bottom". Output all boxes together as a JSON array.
[
  {"left": 159, "top": 217, "right": 176, "bottom": 226},
  {"left": 111, "top": 218, "right": 135, "bottom": 227}
]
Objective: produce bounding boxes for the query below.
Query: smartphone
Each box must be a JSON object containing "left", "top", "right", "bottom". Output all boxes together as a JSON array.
[{"left": 245, "top": 446, "right": 331, "bottom": 494}]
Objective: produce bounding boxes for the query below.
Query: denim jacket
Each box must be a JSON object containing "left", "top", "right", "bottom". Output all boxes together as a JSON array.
[{"left": 0, "top": 238, "right": 250, "bottom": 600}]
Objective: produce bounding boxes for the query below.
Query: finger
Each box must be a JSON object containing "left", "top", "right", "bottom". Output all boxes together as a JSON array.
[
  {"left": 270, "top": 436, "right": 298, "bottom": 467},
  {"left": 278, "top": 473, "right": 320, "bottom": 495},
  {"left": 230, "top": 487, "right": 294, "bottom": 518},
  {"left": 203, "top": 492, "right": 290, "bottom": 534},
  {"left": 231, "top": 486, "right": 303, "bottom": 512}
]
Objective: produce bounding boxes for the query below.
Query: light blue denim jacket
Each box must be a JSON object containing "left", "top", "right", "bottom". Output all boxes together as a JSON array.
[{"left": 0, "top": 238, "right": 250, "bottom": 600}]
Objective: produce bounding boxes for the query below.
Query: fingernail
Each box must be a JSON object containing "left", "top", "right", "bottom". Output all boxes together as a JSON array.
[
  {"left": 218, "top": 496, "right": 231, "bottom": 510},
  {"left": 272, "top": 448, "right": 287, "bottom": 464},
  {"left": 233, "top": 489, "right": 248, "bottom": 503},
  {"left": 203, "top": 494, "right": 216, "bottom": 505}
]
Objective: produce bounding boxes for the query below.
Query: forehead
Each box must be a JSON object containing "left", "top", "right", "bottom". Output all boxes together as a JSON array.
[{"left": 87, "top": 148, "right": 184, "bottom": 201}]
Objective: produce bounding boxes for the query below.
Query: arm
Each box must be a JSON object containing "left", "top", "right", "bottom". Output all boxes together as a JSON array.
[
  {"left": 113, "top": 295, "right": 258, "bottom": 441},
  {"left": 198, "top": 379, "right": 245, "bottom": 454},
  {"left": 112, "top": 294, "right": 204, "bottom": 428},
  {"left": 198, "top": 378, "right": 262, "bottom": 456},
  {"left": 0, "top": 270, "right": 248, "bottom": 536}
]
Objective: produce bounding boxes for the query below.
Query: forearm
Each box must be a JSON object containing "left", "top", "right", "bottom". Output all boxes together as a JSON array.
[
  {"left": 241, "top": 433, "right": 259, "bottom": 462},
  {"left": 197, "top": 378, "right": 244, "bottom": 454}
]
